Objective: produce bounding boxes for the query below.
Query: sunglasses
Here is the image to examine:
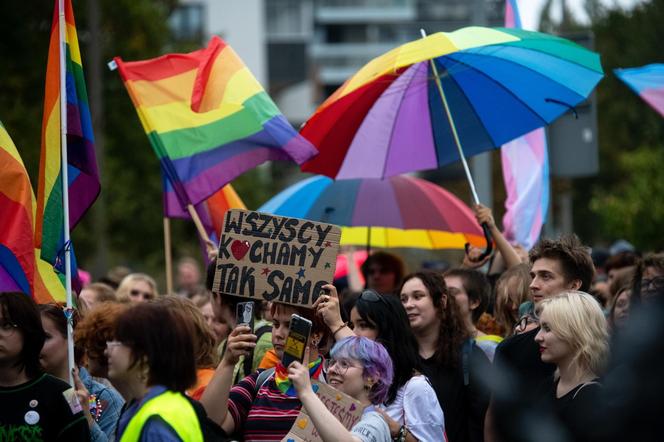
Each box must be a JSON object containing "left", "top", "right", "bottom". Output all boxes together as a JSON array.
[{"left": 359, "top": 290, "right": 390, "bottom": 307}]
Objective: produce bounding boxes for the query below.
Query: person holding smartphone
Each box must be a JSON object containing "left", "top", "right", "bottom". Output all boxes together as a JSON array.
[{"left": 201, "top": 301, "right": 331, "bottom": 441}]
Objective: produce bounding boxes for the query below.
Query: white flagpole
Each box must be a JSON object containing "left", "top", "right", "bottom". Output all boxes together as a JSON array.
[{"left": 58, "top": 0, "right": 75, "bottom": 386}]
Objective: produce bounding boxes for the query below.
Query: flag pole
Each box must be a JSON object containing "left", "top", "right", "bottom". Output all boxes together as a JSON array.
[
  {"left": 163, "top": 217, "right": 174, "bottom": 295},
  {"left": 186, "top": 204, "right": 216, "bottom": 255},
  {"left": 58, "top": 0, "right": 75, "bottom": 386}
]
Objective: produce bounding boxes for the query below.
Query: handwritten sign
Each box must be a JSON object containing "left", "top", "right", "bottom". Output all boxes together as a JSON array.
[
  {"left": 281, "top": 381, "right": 364, "bottom": 442},
  {"left": 212, "top": 209, "right": 341, "bottom": 308}
]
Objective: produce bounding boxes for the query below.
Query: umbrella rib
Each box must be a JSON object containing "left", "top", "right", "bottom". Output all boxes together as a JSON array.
[
  {"left": 380, "top": 63, "right": 427, "bottom": 179},
  {"left": 441, "top": 54, "right": 550, "bottom": 129},
  {"left": 466, "top": 44, "right": 598, "bottom": 91},
  {"left": 449, "top": 47, "right": 589, "bottom": 116},
  {"left": 431, "top": 59, "right": 503, "bottom": 147}
]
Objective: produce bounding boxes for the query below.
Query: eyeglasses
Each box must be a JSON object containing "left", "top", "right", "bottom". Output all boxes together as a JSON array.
[
  {"left": 642, "top": 276, "right": 664, "bottom": 293},
  {"left": 324, "top": 358, "right": 361, "bottom": 375},
  {"left": 514, "top": 313, "right": 539, "bottom": 333},
  {"left": 130, "top": 289, "right": 153, "bottom": 299},
  {"left": 106, "top": 340, "right": 123, "bottom": 350},
  {"left": 0, "top": 321, "right": 18, "bottom": 336}
]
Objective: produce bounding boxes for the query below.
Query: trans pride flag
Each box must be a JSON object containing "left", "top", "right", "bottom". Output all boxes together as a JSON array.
[
  {"left": 36, "top": 0, "right": 100, "bottom": 268},
  {"left": 1, "top": 121, "right": 65, "bottom": 302},
  {"left": 615, "top": 64, "right": 664, "bottom": 119},
  {"left": 501, "top": 0, "right": 550, "bottom": 250},
  {"left": 114, "top": 36, "right": 317, "bottom": 220}
]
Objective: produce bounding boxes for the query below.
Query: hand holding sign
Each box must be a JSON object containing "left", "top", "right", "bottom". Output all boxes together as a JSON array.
[{"left": 213, "top": 210, "right": 341, "bottom": 308}]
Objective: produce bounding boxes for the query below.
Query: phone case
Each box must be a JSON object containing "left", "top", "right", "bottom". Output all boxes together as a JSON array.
[
  {"left": 282, "top": 314, "right": 312, "bottom": 367},
  {"left": 236, "top": 301, "right": 255, "bottom": 328}
]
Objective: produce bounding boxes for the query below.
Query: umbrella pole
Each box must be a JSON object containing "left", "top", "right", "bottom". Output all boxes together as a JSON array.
[
  {"left": 421, "top": 30, "right": 493, "bottom": 260},
  {"left": 366, "top": 226, "right": 371, "bottom": 255},
  {"left": 420, "top": 29, "right": 481, "bottom": 206}
]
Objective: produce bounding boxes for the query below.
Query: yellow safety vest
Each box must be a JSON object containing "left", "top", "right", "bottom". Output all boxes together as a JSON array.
[{"left": 120, "top": 390, "right": 203, "bottom": 442}]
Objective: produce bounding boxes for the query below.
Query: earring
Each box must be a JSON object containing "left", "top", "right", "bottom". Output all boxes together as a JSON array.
[{"left": 310, "top": 337, "right": 320, "bottom": 348}]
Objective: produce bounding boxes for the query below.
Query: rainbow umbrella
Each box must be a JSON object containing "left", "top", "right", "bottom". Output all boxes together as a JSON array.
[
  {"left": 615, "top": 64, "right": 664, "bottom": 118},
  {"left": 301, "top": 26, "right": 602, "bottom": 189},
  {"left": 300, "top": 26, "right": 603, "bottom": 258},
  {"left": 258, "top": 175, "right": 484, "bottom": 250}
]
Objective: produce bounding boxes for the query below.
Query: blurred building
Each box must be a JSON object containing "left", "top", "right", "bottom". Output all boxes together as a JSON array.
[{"left": 170, "top": 0, "right": 504, "bottom": 125}]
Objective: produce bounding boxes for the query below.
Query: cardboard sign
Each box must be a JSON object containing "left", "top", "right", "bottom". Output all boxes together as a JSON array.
[
  {"left": 213, "top": 209, "right": 341, "bottom": 308},
  {"left": 282, "top": 381, "right": 364, "bottom": 442}
]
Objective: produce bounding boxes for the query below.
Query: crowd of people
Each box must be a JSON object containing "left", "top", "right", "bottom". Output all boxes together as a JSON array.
[{"left": 1, "top": 206, "right": 663, "bottom": 441}]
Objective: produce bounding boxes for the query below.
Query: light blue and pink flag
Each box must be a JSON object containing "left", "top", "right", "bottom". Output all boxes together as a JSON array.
[
  {"left": 615, "top": 64, "right": 664, "bottom": 119},
  {"left": 500, "top": 0, "right": 550, "bottom": 250}
]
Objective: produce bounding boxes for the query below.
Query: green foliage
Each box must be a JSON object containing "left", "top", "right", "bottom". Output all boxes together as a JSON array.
[
  {"left": 590, "top": 147, "right": 664, "bottom": 250},
  {"left": 588, "top": 0, "right": 664, "bottom": 250}
]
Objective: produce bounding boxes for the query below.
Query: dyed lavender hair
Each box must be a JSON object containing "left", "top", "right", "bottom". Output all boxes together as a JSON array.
[{"left": 330, "top": 336, "right": 393, "bottom": 405}]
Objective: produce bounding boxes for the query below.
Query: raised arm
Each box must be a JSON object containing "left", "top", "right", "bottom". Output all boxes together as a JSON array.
[
  {"left": 474, "top": 204, "right": 521, "bottom": 270},
  {"left": 313, "top": 284, "right": 355, "bottom": 341},
  {"left": 288, "top": 358, "right": 360, "bottom": 442},
  {"left": 200, "top": 326, "right": 256, "bottom": 434}
]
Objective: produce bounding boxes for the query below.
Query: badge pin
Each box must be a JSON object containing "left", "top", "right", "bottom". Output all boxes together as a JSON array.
[
  {"left": 24, "top": 410, "right": 40, "bottom": 425},
  {"left": 29, "top": 399, "right": 38, "bottom": 408}
]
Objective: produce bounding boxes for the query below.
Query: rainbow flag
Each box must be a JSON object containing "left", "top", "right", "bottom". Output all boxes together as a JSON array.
[
  {"left": 500, "top": 0, "right": 550, "bottom": 250},
  {"left": 615, "top": 64, "right": 664, "bottom": 119},
  {"left": 1, "top": 121, "right": 66, "bottom": 302},
  {"left": 114, "top": 36, "right": 317, "bottom": 217},
  {"left": 36, "top": 0, "right": 100, "bottom": 268}
]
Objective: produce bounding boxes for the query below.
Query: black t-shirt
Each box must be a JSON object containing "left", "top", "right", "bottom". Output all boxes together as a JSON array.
[
  {"left": 490, "top": 327, "right": 556, "bottom": 442},
  {"left": 0, "top": 373, "right": 89, "bottom": 441},
  {"left": 419, "top": 342, "right": 491, "bottom": 442},
  {"left": 535, "top": 379, "right": 602, "bottom": 442}
]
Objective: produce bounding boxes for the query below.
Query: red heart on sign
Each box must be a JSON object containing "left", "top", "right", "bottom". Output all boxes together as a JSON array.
[{"left": 231, "top": 240, "right": 251, "bottom": 260}]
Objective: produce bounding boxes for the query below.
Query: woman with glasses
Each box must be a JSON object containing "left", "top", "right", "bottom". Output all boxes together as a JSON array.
[
  {"left": 115, "top": 273, "right": 158, "bottom": 303},
  {"left": 38, "top": 303, "right": 124, "bottom": 442},
  {"left": 399, "top": 271, "right": 491, "bottom": 442},
  {"left": 108, "top": 302, "right": 207, "bottom": 441},
  {"left": 315, "top": 286, "right": 445, "bottom": 441},
  {"left": 0, "top": 292, "right": 89, "bottom": 440},
  {"left": 289, "top": 336, "right": 394, "bottom": 442},
  {"left": 534, "top": 291, "right": 608, "bottom": 439}
]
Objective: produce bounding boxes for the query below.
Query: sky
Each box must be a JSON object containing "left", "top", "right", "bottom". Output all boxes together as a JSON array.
[{"left": 518, "top": 0, "right": 645, "bottom": 30}]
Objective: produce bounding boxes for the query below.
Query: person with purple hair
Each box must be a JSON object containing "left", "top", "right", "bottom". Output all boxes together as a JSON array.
[{"left": 288, "top": 336, "right": 395, "bottom": 442}]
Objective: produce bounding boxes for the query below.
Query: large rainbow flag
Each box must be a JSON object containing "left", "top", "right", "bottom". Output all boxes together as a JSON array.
[
  {"left": 114, "top": 36, "right": 317, "bottom": 219},
  {"left": 1, "top": 121, "right": 65, "bottom": 302},
  {"left": 36, "top": 0, "right": 100, "bottom": 270},
  {"left": 500, "top": 0, "right": 550, "bottom": 250},
  {"left": 615, "top": 64, "right": 664, "bottom": 119}
]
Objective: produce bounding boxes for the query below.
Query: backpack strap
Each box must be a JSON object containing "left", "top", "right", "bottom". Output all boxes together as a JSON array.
[
  {"left": 462, "top": 338, "right": 474, "bottom": 386},
  {"left": 254, "top": 367, "right": 276, "bottom": 395}
]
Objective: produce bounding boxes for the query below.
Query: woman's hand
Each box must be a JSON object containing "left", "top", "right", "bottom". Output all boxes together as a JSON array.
[
  {"left": 288, "top": 347, "right": 313, "bottom": 397},
  {"left": 376, "top": 407, "right": 401, "bottom": 438},
  {"left": 474, "top": 203, "right": 496, "bottom": 231},
  {"left": 463, "top": 245, "right": 492, "bottom": 268},
  {"left": 72, "top": 367, "right": 94, "bottom": 427},
  {"left": 221, "top": 325, "right": 256, "bottom": 366},
  {"left": 313, "top": 284, "right": 344, "bottom": 331}
]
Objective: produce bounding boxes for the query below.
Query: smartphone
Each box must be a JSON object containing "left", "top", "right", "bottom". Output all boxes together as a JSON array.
[
  {"left": 281, "top": 314, "right": 313, "bottom": 367},
  {"left": 236, "top": 301, "right": 255, "bottom": 329}
]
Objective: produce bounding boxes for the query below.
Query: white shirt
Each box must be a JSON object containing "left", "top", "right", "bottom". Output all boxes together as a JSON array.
[{"left": 384, "top": 375, "right": 446, "bottom": 441}]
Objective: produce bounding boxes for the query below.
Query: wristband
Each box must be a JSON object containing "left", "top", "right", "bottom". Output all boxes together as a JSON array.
[{"left": 332, "top": 322, "right": 348, "bottom": 338}]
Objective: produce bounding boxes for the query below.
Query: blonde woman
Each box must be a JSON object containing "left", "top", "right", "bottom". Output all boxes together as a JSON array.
[
  {"left": 534, "top": 291, "right": 609, "bottom": 439},
  {"left": 115, "top": 273, "right": 158, "bottom": 303}
]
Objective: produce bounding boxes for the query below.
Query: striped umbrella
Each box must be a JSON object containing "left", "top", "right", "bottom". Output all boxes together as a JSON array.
[
  {"left": 258, "top": 175, "right": 484, "bottom": 250},
  {"left": 615, "top": 64, "right": 664, "bottom": 118}
]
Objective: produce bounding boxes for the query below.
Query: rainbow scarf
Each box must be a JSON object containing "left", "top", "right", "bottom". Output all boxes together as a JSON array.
[{"left": 274, "top": 357, "right": 324, "bottom": 397}]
